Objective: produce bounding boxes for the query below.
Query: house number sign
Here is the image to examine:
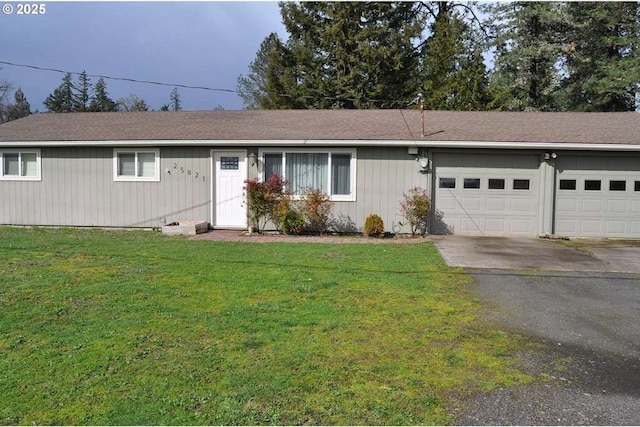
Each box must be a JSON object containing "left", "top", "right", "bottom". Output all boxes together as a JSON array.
[{"left": 172, "top": 162, "right": 205, "bottom": 182}]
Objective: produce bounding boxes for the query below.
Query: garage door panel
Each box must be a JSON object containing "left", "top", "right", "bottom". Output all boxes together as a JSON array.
[
  {"left": 582, "top": 200, "right": 603, "bottom": 213},
  {"left": 434, "top": 153, "right": 540, "bottom": 236},
  {"left": 606, "top": 200, "right": 627, "bottom": 214},
  {"left": 485, "top": 218, "right": 506, "bottom": 233},
  {"left": 461, "top": 218, "right": 484, "bottom": 233},
  {"left": 557, "top": 198, "right": 578, "bottom": 212},
  {"left": 580, "top": 220, "right": 602, "bottom": 235},
  {"left": 556, "top": 219, "right": 577, "bottom": 233},
  {"left": 510, "top": 198, "right": 532, "bottom": 212},
  {"left": 510, "top": 218, "right": 531, "bottom": 233},
  {"left": 605, "top": 221, "right": 626, "bottom": 234},
  {"left": 555, "top": 155, "right": 640, "bottom": 238},
  {"left": 461, "top": 197, "right": 483, "bottom": 211},
  {"left": 486, "top": 198, "right": 507, "bottom": 212}
]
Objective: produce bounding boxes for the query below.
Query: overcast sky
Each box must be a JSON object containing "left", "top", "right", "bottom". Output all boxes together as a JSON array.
[{"left": 0, "top": 1, "right": 287, "bottom": 111}]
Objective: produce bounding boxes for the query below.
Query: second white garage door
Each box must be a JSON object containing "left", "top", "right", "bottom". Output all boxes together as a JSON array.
[
  {"left": 433, "top": 153, "right": 542, "bottom": 236},
  {"left": 555, "top": 155, "right": 640, "bottom": 237}
]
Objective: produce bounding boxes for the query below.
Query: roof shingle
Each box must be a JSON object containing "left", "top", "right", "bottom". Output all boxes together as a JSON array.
[{"left": 1, "top": 109, "right": 639, "bottom": 145}]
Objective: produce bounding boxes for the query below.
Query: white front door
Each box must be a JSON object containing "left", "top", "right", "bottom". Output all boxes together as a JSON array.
[{"left": 214, "top": 151, "right": 247, "bottom": 228}]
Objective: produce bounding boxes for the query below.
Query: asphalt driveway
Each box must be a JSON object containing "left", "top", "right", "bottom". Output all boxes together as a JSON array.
[{"left": 434, "top": 236, "right": 640, "bottom": 425}]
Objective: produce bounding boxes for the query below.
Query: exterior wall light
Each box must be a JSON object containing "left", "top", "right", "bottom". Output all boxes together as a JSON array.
[{"left": 248, "top": 152, "right": 258, "bottom": 167}]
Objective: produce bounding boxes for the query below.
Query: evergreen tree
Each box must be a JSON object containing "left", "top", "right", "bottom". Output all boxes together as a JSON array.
[
  {"left": 44, "top": 73, "right": 75, "bottom": 112},
  {"left": 89, "top": 78, "right": 118, "bottom": 112},
  {"left": 237, "top": 33, "right": 285, "bottom": 109},
  {"left": 558, "top": 2, "right": 640, "bottom": 111},
  {"left": 6, "top": 88, "right": 31, "bottom": 121},
  {"left": 73, "top": 71, "right": 91, "bottom": 112},
  {"left": 243, "top": 2, "right": 425, "bottom": 109},
  {"left": 421, "top": 11, "right": 491, "bottom": 110},
  {"left": 170, "top": 87, "right": 181, "bottom": 111},
  {"left": 485, "top": 2, "right": 568, "bottom": 111}
]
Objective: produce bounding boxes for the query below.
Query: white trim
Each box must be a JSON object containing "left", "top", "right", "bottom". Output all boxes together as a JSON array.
[
  {"left": 112, "top": 148, "right": 160, "bottom": 182},
  {"left": 0, "top": 148, "right": 41, "bottom": 181},
  {"left": 5, "top": 139, "right": 640, "bottom": 151},
  {"left": 258, "top": 147, "right": 357, "bottom": 202}
]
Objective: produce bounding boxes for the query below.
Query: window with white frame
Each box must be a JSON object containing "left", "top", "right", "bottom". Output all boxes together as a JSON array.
[
  {"left": 262, "top": 149, "right": 356, "bottom": 201},
  {"left": 1, "top": 149, "right": 41, "bottom": 181},
  {"left": 113, "top": 148, "right": 160, "bottom": 181}
]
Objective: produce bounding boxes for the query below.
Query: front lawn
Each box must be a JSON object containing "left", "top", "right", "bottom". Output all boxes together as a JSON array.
[{"left": 0, "top": 227, "right": 530, "bottom": 425}]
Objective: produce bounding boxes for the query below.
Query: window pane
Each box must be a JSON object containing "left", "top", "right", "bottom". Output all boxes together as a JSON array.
[
  {"left": 3, "top": 153, "right": 19, "bottom": 176},
  {"left": 264, "top": 153, "right": 282, "bottom": 180},
  {"left": 488, "top": 178, "right": 505, "bottom": 190},
  {"left": 220, "top": 156, "right": 239, "bottom": 170},
  {"left": 609, "top": 180, "right": 626, "bottom": 191},
  {"left": 286, "top": 153, "right": 328, "bottom": 195},
  {"left": 439, "top": 178, "right": 455, "bottom": 188},
  {"left": 331, "top": 154, "right": 351, "bottom": 195},
  {"left": 513, "top": 179, "right": 530, "bottom": 190},
  {"left": 464, "top": 178, "right": 480, "bottom": 189},
  {"left": 118, "top": 153, "right": 136, "bottom": 176},
  {"left": 559, "top": 179, "right": 576, "bottom": 190},
  {"left": 636, "top": 181, "right": 640, "bottom": 192},
  {"left": 584, "top": 180, "right": 601, "bottom": 191},
  {"left": 20, "top": 153, "right": 37, "bottom": 177},
  {"left": 137, "top": 152, "right": 156, "bottom": 177}
]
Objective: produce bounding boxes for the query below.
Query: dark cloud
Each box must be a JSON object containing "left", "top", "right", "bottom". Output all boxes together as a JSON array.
[{"left": 0, "top": 1, "right": 285, "bottom": 111}]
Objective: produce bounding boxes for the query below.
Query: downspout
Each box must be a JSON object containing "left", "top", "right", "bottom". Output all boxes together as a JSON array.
[{"left": 550, "top": 154, "right": 558, "bottom": 235}]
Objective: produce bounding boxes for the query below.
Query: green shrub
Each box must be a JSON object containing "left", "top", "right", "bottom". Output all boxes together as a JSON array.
[
  {"left": 364, "top": 214, "right": 385, "bottom": 237},
  {"left": 280, "top": 210, "right": 305, "bottom": 235},
  {"left": 400, "top": 186, "right": 431, "bottom": 236}
]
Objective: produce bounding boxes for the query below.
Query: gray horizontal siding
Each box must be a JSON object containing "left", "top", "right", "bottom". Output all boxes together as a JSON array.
[
  {"left": 1, "top": 147, "right": 211, "bottom": 228},
  {"left": 332, "top": 147, "right": 428, "bottom": 233}
]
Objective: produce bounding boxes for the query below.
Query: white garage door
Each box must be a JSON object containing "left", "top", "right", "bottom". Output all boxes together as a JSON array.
[
  {"left": 433, "top": 153, "right": 542, "bottom": 236},
  {"left": 555, "top": 156, "right": 640, "bottom": 237}
]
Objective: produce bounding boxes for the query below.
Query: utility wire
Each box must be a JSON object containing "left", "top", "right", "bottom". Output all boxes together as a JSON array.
[
  {"left": 0, "top": 59, "right": 420, "bottom": 108},
  {"left": 0, "top": 60, "right": 236, "bottom": 94}
]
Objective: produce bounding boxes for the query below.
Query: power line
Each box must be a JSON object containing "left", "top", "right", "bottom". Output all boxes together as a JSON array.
[
  {"left": 0, "top": 59, "right": 419, "bottom": 108},
  {"left": 0, "top": 60, "right": 237, "bottom": 94}
]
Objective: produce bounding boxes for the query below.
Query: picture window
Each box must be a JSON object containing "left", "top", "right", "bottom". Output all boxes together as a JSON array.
[{"left": 262, "top": 150, "right": 355, "bottom": 201}]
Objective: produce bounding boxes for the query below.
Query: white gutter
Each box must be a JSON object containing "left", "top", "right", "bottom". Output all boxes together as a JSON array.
[{"left": 2, "top": 139, "right": 640, "bottom": 151}]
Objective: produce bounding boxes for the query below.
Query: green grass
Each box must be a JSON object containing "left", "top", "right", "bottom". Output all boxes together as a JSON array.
[{"left": 0, "top": 227, "right": 531, "bottom": 425}]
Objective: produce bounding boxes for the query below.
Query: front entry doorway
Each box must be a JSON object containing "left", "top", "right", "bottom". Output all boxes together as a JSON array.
[{"left": 213, "top": 151, "right": 247, "bottom": 228}]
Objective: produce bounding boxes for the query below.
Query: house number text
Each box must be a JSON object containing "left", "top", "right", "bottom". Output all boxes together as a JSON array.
[{"left": 173, "top": 162, "right": 205, "bottom": 182}]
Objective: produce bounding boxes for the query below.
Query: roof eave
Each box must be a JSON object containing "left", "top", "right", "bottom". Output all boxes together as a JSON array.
[{"left": 1, "top": 139, "right": 639, "bottom": 151}]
